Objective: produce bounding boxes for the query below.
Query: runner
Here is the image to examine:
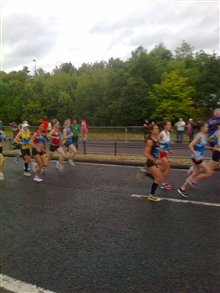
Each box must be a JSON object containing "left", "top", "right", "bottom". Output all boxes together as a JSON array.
[
  {"left": 29, "top": 122, "right": 48, "bottom": 182},
  {"left": 208, "top": 121, "right": 220, "bottom": 170},
  {"left": 14, "top": 123, "right": 31, "bottom": 176},
  {"left": 158, "top": 121, "right": 173, "bottom": 190},
  {"left": 71, "top": 119, "right": 81, "bottom": 150},
  {"left": 63, "top": 119, "right": 77, "bottom": 166},
  {"left": 144, "top": 124, "right": 162, "bottom": 201},
  {"left": 81, "top": 120, "right": 87, "bottom": 141},
  {"left": 178, "top": 122, "right": 213, "bottom": 197},
  {"left": 0, "top": 129, "right": 7, "bottom": 180},
  {"left": 47, "top": 119, "right": 66, "bottom": 172}
]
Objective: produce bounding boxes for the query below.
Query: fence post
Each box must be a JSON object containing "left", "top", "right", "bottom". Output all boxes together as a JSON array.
[
  {"left": 114, "top": 142, "right": 117, "bottom": 156},
  {"left": 125, "top": 127, "right": 128, "bottom": 142},
  {"left": 83, "top": 140, "right": 86, "bottom": 155}
]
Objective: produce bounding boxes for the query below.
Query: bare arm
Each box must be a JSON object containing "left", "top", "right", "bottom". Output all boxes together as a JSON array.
[
  {"left": 47, "top": 129, "right": 58, "bottom": 140},
  {"left": 14, "top": 132, "right": 23, "bottom": 145}
]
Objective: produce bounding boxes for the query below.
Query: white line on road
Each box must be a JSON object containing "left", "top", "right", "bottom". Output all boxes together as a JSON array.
[
  {"left": 0, "top": 274, "right": 56, "bottom": 293},
  {"left": 131, "top": 195, "right": 220, "bottom": 207}
]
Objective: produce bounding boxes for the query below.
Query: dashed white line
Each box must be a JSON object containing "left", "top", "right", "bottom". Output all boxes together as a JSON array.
[
  {"left": 0, "top": 274, "right": 56, "bottom": 293},
  {"left": 131, "top": 195, "right": 220, "bottom": 207}
]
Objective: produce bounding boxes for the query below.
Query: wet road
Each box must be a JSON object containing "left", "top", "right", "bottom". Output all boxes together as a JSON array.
[{"left": 1, "top": 158, "right": 220, "bottom": 293}]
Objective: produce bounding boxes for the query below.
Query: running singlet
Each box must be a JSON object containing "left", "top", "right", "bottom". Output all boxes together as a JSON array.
[
  {"left": 21, "top": 131, "right": 30, "bottom": 150},
  {"left": 0, "top": 134, "right": 2, "bottom": 142},
  {"left": 191, "top": 133, "right": 207, "bottom": 160},
  {"left": 63, "top": 128, "right": 72, "bottom": 145},
  {"left": 34, "top": 131, "right": 45, "bottom": 144},
  {"left": 51, "top": 129, "right": 61, "bottom": 146},
  {"left": 213, "top": 131, "right": 218, "bottom": 146},
  {"left": 149, "top": 138, "right": 160, "bottom": 158},
  {"left": 159, "top": 131, "right": 170, "bottom": 153}
]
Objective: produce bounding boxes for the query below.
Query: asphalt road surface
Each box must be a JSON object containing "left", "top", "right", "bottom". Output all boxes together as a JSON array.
[{"left": 1, "top": 158, "right": 220, "bottom": 293}]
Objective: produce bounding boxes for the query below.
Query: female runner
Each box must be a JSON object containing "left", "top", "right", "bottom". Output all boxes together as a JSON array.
[
  {"left": 14, "top": 122, "right": 31, "bottom": 176},
  {"left": 0, "top": 130, "right": 7, "bottom": 180},
  {"left": 178, "top": 122, "right": 213, "bottom": 197},
  {"left": 144, "top": 124, "right": 162, "bottom": 201},
  {"left": 47, "top": 119, "right": 66, "bottom": 172},
  {"left": 29, "top": 122, "right": 48, "bottom": 182},
  {"left": 208, "top": 121, "right": 220, "bottom": 170},
  {"left": 158, "top": 121, "right": 173, "bottom": 190},
  {"left": 63, "top": 119, "right": 77, "bottom": 166}
]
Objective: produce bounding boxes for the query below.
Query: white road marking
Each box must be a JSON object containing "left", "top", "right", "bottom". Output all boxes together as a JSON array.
[
  {"left": 131, "top": 195, "right": 220, "bottom": 207},
  {"left": 0, "top": 274, "right": 56, "bottom": 293}
]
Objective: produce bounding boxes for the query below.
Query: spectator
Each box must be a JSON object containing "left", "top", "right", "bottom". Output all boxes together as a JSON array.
[
  {"left": 150, "top": 121, "right": 155, "bottom": 126},
  {"left": 186, "top": 118, "right": 194, "bottom": 143},
  {"left": 47, "top": 121, "right": 52, "bottom": 132},
  {"left": 207, "top": 108, "right": 220, "bottom": 147},
  {"left": 40, "top": 118, "right": 49, "bottom": 142},
  {"left": 71, "top": 119, "right": 81, "bottom": 150},
  {"left": 175, "top": 118, "right": 186, "bottom": 143},
  {"left": 144, "top": 119, "right": 150, "bottom": 141},
  {"left": 81, "top": 120, "right": 88, "bottom": 141}
]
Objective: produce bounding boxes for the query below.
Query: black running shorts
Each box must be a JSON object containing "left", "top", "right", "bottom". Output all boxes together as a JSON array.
[
  {"left": 32, "top": 148, "right": 44, "bottom": 156},
  {"left": 192, "top": 158, "right": 203, "bottom": 165},
  {"left": 146, "top": 159, "right": 155, "bottom": 168},
  {"left": 212, "top": 150, "right": 220, "bottom": 162},
  {"left": 0, "top": 147, "right": 2, "bottom": 154},
  {"left": 21, "top": 148, "right": 31, "bottom": 157},
  {"left": 49, "top": 144, "right": 60, "bottom": 152}
]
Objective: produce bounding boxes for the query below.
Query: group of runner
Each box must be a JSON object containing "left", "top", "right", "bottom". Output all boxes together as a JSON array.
[
  {"left": 0, "top": 118, "right": 84, "bottom": 182},
  {"left": 142, "top": 120, "right": 220, "bottom": 201}
]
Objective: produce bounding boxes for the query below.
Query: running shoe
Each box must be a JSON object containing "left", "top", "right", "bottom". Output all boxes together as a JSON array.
[
  {"left": 187, "top": 165, "right": 193, "bottom": 175},
  {"left": 24, "top": 172, "right": 31, "bottom": 177},
  {"left": 0, "top": 172, "right": 5, "bottom": 180},
  {"left": 147, "top": 195, "right": 162, "bottom": 202},
  {"left": 14, "top": 156, "right": 19, "bottom": 164},
  {"left": 186, "top": 179, "right": 197, "bottom": 189},
  {"left": 178, "top": 187, "right": 188, "bottom": 197},
  {"left": 42, "top": 167, "right": 47, "bottom": 174},
  {"left": 23, "top": 167, "right": 31, "bottom": 171},
  {"left": 34, "top": 176, "right": 43, "bottom": 182},
  {"left": 161, "top": 183, "right": 173, "bottom": 190},
  {"left": 68, "top": 159, "right": 75, "bottom": 166},
  {"left": 32, "top": 162, "right": 38, "bottom": 172}
]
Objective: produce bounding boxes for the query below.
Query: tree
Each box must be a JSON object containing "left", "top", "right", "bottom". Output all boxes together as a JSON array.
[
  {"left": 175, "top": 40, "right": 194, "bottom": 61},
  {"left": 149, "top": 71, "right": 195, "bottom": 123}
]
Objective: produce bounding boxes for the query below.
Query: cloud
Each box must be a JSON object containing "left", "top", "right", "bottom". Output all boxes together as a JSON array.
[{"left": 2, "top": 10, "right": 60, "bottom": 70}]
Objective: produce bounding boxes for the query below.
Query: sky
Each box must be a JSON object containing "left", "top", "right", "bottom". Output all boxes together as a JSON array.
[{"left": 1, "top": 0, "right": 219, "bottom": 74}]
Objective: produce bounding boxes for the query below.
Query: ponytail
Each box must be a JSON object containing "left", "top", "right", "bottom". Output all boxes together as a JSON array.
[{"left": 193, "top": 121, "right": 206, "bottom": 131}]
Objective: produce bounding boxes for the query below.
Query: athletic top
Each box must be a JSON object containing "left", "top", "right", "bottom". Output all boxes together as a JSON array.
[
  {"left": 0, "top": 134, "right": 2, "bottom": 142},
  {"left": 191, "top": 133, "right": 206, "bottom": 160},
  {"left": 34, "top": 131, "right": 45, "bottom": 144},
  {"left": 21, "top": 131, "right": 30, "bottom": 150},
  {"left": 148, "top": 137, "right": 160, "bottom": 159},
  {"left": 213, "top": 131, "right": 220, "bottom": 151},
  {"left": 51, "top": 129, "right": 61, "bottom": 146},
  {"left": 0, "top": 131, "right": 5, "bottom": 147},
  {"left": 159, "top": 131, "right": 170, "bottom": 153},
  {"left": 63, "top": 128, "right": 72, "bottom": 145}
]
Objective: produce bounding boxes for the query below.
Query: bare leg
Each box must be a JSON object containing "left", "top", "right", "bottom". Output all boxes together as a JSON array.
[
  {"left": 33, "top": 155, "right": 43, "bottom": 176},
  {"left": 0, "top": 154, "right": 5, "bottom": 173}
]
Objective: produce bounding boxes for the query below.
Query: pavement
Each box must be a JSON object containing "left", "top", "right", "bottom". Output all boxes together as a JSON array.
[{"left": 1, "top": 158, "right": 220, "bottom": 293}]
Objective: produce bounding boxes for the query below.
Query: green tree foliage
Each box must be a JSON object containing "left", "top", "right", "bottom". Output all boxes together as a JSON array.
[
  {"left": 1, "top": 41, "right": 219, "bottom": 126},
  {"left": 149, "top": 71, "right": 195, "bottom": 123}
]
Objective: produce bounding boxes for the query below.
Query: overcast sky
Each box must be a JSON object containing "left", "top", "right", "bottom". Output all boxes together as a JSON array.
[{"left": 2, "top": 0, "right": 219, "bottom": 74}]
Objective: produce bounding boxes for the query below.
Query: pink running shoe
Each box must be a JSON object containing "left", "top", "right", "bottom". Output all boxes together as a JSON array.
[{"left": 161, "top": 183, "right": 173, "bottom": 190}]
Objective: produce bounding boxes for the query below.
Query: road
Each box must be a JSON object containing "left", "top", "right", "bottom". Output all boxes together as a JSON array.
[{"left": 1, "top": 158, "right": 220, "bottom": 293}]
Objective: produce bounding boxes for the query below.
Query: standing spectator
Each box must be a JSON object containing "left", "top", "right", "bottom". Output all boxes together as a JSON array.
[
  {"left": 40, "top": 118, "right": 49, "bottom": 142},
  {"left": 144, "top": 119, "right": 150, "bottom": 141},
  {"left": 71, "top": 119, "right": 81, "bottom": 150},
  {"left": 47, "top": 121, "right": 52, "bottom": 132},
  {"left": 186, "top": 118, "right": 194, "bottom": 143},
  {"left": 207, "top": 108, "right": 220, "bottom": 147},
  {"left": 175, "top": 118, "right": 186, "bottom": 143},
  {"left": 81, "top": 120, "right": 88, "bottom": 141}
]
